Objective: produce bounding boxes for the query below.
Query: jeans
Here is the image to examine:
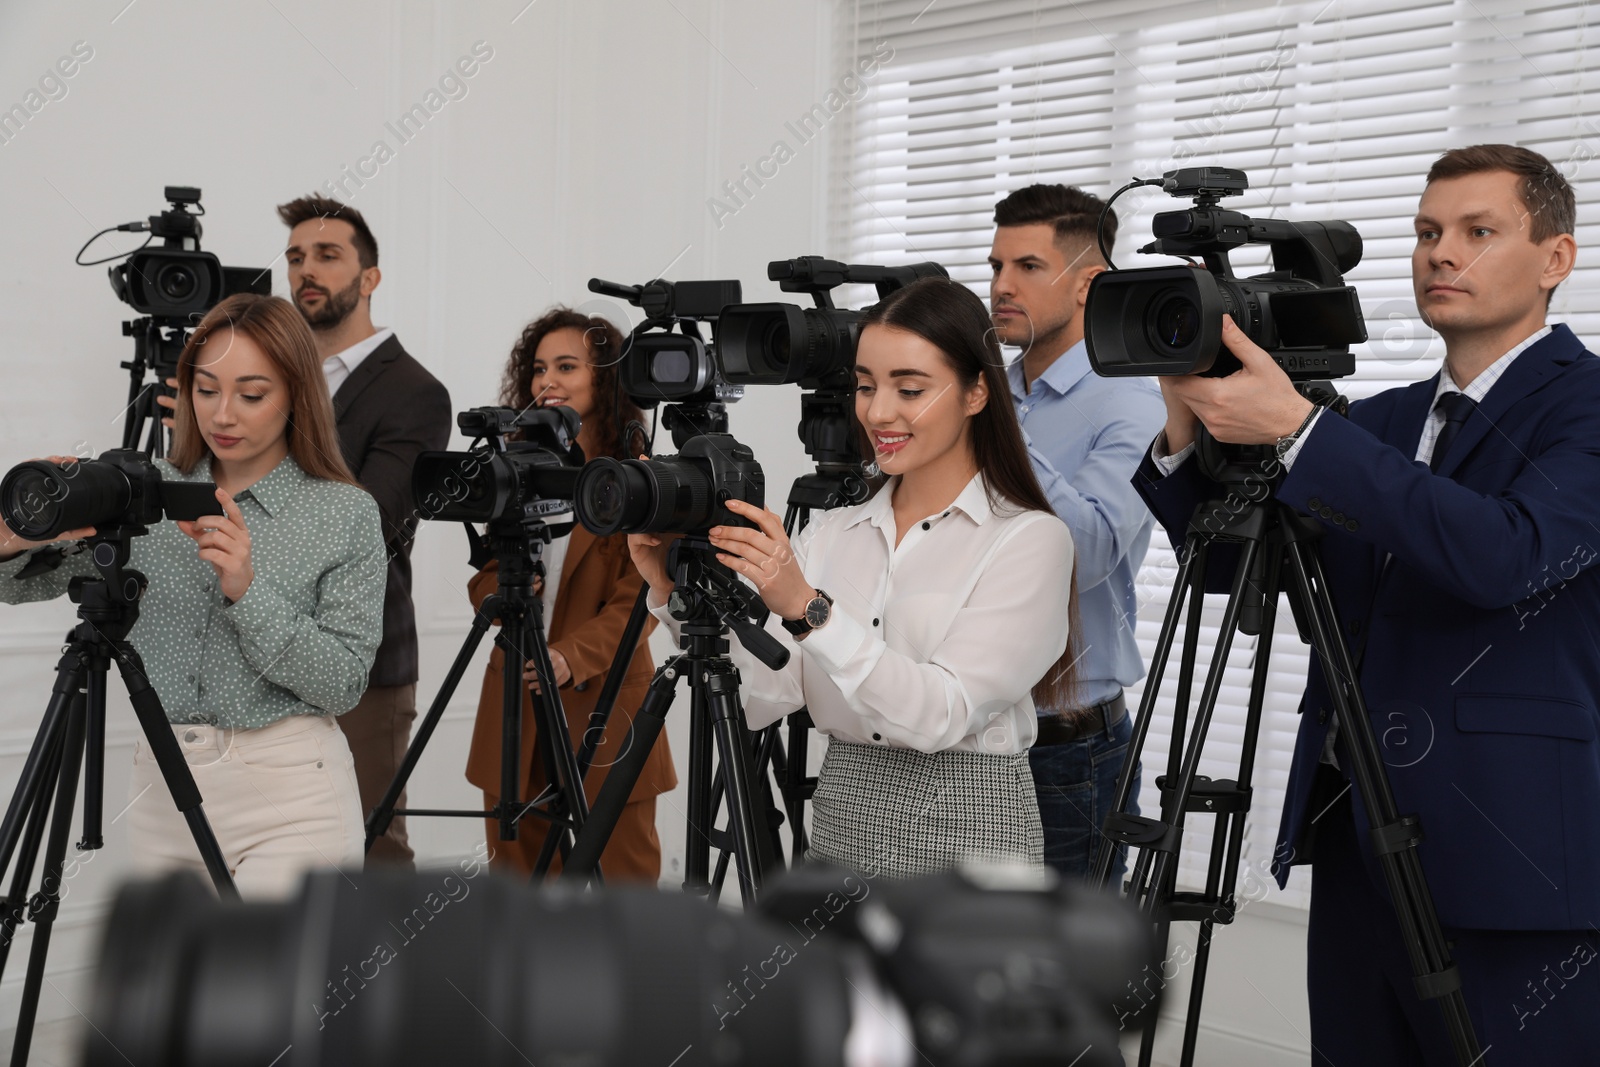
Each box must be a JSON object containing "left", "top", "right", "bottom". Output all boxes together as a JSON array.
[{"left": 1028, "top": 710, "right": 1139, "bottom": 884}]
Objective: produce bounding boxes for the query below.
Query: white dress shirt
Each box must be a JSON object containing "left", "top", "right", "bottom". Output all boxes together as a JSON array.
[
  {"left": 320, "top": 327, "right": 394, "bottom": 397},
  {"left": 651, "top": 474, "right": 1076, "bottom": 754}
]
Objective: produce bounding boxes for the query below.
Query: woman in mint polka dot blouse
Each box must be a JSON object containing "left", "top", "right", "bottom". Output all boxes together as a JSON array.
[{"left": 0, "top": 294, "right": 385, "bottom": 899}]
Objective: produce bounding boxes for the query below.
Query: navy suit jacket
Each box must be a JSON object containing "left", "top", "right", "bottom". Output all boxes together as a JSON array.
[{"left": 1135, "top": 324, "right": 1600, "bottom": 931}]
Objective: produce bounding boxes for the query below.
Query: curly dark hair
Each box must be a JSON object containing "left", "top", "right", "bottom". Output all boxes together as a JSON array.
[{"left": 498, "top": 307, "right": 648, "bottom": 461}]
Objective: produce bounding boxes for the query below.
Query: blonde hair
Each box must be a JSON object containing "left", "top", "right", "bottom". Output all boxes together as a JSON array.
[{"left": 168, "top": 293, "right": 358, "bottom": 486}]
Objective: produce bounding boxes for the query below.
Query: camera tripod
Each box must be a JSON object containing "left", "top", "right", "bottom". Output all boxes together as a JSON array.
[
  {"left": 0, "top": 534, "right": 236, "bottom": 1067},
  {"left": 365, "top": 514, "right": 592, "bottom": 873},
  {"left": 564, "top": 537, "right": 788, "bottom": 904},
  {"left": 1090, "top": 428, "right": 1485, "bottom": 1067},
  {"left": 119, "top": 317, "right": 188, "bottom": 459}
]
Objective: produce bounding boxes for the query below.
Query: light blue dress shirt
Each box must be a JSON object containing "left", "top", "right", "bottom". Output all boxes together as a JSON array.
[{"left": 1009, "top": 339, "right": 1166, "bottom": 711}]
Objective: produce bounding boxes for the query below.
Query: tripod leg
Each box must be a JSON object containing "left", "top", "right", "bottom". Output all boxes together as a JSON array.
[
  {"left": 562, "top": 662, "right": 682, "bottom": 882},
  {"left": 10, "top": 684, "right": 89, "bottom": 1067},
  {"left": 0, "top": 663, "right": 82, "bottom": 877},
  {"left": 1093, "top": 541, "right": 1206, "bottom": 887},
  {"left": 79, "top": 668, "right": 106, "bottom": 851},
  {"left": 1283, "top": 542, "right": 1484, "bottom": 1065},
  {"left": 366, "top": 603, "right": 496, "bottom": 850},
  {"left": 497, "top": 615, "right": 527, "bottom": 843},
  {"left": 683, "top": 679, "right": 714, "bottom": 895},
  {"left": 703, "top": 664, "right": 766, "bottom": 905},
  {"left": 113, "top": 651, "right": 237, "bottom": 899},
  {"left": 0, "top": 698, "right": 72, "bottom": 974},
  {"left": 784, "top": 712, "right": 812, "bottom": 862},
  {"left": 575, "top": 587, "right": 652, "bottom": 778}
]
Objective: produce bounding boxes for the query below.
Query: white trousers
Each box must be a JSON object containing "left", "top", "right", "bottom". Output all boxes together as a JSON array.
[{"left": 126, "top": 713, "right": 364, "bottom": 900}]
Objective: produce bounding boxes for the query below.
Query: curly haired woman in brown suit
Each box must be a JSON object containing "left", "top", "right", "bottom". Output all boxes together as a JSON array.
[{"left": 466, "top": 308, "right": 676, "bottom": 881}]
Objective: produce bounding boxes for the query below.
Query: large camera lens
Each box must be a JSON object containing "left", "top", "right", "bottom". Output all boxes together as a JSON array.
[
  {"left": 574, "top": 457, "right": 656, "bottom": 536},
  {"left": 575, "top": 457, "right": 717, "bottom": 537},
  {"left": 156, "top": 263, "right": 198, "bottom": 303},
  {"left": 0, "top": 460, "right": 132, "bottom": 540},
  {"left": 1150, "top": 292, "right": 1201, "bottom": 352}
]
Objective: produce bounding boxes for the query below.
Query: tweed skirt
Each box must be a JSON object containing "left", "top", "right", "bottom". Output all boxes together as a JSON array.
[{"left": 806, "top": 739, "right": 1044, "bottom": 879}]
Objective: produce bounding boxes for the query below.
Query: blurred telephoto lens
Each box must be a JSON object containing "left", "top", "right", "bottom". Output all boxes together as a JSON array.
[{"left": 0, "top": 460, "right": 131, "bottom": 540}]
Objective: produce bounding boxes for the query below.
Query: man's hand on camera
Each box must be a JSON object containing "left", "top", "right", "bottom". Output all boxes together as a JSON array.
[
  {"left": 711, "top": 499, "right": 814, "bottom": 621},
  {"left": 1166, "top": 316, "right": 1315, "bottom": 446},
  {"left": 0, "top": 456, "right": 98, "bottom": 561},
  {"left": 179, "top": 488, "right": 254, "bottom": 602},
  {"left": 156, "top": 376, "right": 178, "bottom": 430}
]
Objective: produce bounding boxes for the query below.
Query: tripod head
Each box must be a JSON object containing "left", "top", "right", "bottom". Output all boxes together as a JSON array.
[{"left": 664, "top": 537, "right": 789, "bottom": 671}]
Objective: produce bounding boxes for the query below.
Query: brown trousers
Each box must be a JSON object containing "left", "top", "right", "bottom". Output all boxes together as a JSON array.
[
  {"left": 482, "top": 792, "right": 661, "bottom": 884},
  {"left": 337, "top": 682, "right": 418, "bottom": 869}
]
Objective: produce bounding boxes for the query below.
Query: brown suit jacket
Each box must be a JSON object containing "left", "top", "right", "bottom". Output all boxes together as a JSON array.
[{"left": 464, "top": 524, "right": 676, "bottom": 804}]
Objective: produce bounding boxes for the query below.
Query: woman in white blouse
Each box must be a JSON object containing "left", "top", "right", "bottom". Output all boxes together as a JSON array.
[{"left": 632, "top": 277, "right": 1078, "bottom": 877}]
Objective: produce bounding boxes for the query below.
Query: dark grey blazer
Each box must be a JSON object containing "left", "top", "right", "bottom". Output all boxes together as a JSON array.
[{"left": 333, "top": 333, "right": 452, "bottom": 688}]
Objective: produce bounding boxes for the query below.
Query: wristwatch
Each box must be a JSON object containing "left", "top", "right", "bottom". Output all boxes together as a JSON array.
[
  {"left": 1273, "top": 402, "right": 1322, "bottom": 461},
  {"left": 781, "top": 588, "right": 834, "bottom": 639}
]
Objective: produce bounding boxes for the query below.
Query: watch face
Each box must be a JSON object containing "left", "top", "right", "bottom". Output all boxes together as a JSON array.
[{"left": 805, "top": 596, "right": 830, "bottom": 628}]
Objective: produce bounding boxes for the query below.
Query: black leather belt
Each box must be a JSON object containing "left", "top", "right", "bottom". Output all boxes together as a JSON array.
[{"left": 1035, "top": 691, "right": 1128, "bottom": 747}]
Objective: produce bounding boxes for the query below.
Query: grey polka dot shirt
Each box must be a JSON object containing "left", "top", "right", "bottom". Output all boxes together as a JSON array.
[{"left": 0, "top": 455, "right": 385, "bottom": 728}]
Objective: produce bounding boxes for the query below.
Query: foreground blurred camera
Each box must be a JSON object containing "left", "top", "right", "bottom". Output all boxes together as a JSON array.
[
  {"left": 412, "top": 407, "right": 584, "bottom": 525},
  {"left": 1085, "top": 167, "right": 1367, "bottom": 381},
  {"left": 85, "top": 863, "right": 1154, "bottom": 1067},
  {"left": 0, "top": 450, "right": 216, "bottom": 540},
  {"left": 576, "top": 433, "right": 764, "bottom": 537},
  {"left": 718, "top": 256, "right": 948, "bottom": 389}
]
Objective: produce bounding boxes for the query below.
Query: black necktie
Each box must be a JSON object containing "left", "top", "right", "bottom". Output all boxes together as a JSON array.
[{"left": 1430, "top": 391, "right": 1478, "bottom": 473}]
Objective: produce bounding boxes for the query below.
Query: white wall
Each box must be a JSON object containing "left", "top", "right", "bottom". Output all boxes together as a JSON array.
[{"left": 0, "top": 0, "right": 830, "bottom": 1031}]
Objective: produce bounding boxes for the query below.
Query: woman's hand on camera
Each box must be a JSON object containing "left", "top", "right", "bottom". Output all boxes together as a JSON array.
[
  {"left": 0, "top": 456, "right": 97, "bottom": 561},
  {"left": 178, "top": 488, "right": 254, "bottom": 602},
  {"left": 711, "top": 499, "right": 814, "bottom": 621}
]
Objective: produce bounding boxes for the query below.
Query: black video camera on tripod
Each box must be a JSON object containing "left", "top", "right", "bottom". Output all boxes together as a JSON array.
[
  {"left": 76, "top": 186, "right": 271, "bottom": 459},
  {"left": 1081, "top": 168, "right": 1485, "bottom": 1066},
  {"left": 366, "top": 406, "right": 594, "bottom": 868}
]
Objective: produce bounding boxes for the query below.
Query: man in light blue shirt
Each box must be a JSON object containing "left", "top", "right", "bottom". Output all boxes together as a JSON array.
[{"left": 990, "top": 184, "right": 1165, "bottom": 879}]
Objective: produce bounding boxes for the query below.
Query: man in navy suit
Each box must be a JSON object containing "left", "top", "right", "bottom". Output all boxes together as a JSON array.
[{"left": 1135, "top": 144, "right": 1598, "bottom": 1064}]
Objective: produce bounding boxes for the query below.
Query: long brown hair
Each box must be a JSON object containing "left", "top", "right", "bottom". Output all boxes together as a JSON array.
[
  {"left": 498, "top": 307, "right": 647, "bottom": 460},
  {"left": 169, "top": 293, "right": 358, "bottom": 486},
  {"left": 858, "top": 276, "right": 1083, "bottom": 710}
]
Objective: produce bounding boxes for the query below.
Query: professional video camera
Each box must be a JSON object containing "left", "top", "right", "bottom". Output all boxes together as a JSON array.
[
  {"left": 573, "top": 275, "right": 763, "bottom": 538},
  {"left": 717, "top": 255, "right": 948, "bottom": 390},
  {"left": 0, "top": 450, "right": 217, "bottom": 541},
  {"left": 412, "top": 406, "right": 584, "bottom": 526},
  {"left": 76, "top": 186, "right": 272, "bottom": 459},
  {"left": 588, "top": 275, "right": 745, "bottom": 409},
  {"left": 84, "top": 862, "right": 1156, "bottom": 1067},
  {"left": 1084, "top": 167, "right": 1367, "bottom": 381},
  {"left": 92, "top": 186, "right": 271, "bottom": 321}
]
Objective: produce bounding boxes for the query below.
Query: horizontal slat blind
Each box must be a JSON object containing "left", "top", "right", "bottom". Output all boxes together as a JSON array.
[{"left": 835, "top": 0, "right": 1600, "bottom": 908}]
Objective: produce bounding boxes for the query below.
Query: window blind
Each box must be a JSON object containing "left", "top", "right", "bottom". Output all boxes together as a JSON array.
[{"left": 834, "top": 0, "right": 1600, "bottom": 908}]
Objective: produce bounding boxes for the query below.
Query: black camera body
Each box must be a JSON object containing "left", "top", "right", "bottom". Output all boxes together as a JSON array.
[
  {"left": 0, "top": 450, "right": 217, "bottom": 541},
  {"left": 717, "top": 256, "right": 949, "bottom": 390},
  {"left": 575, "top": 432, "right": 764, "bottom": 538},
  {"left": 106, "top": 187, "right": 270, "bottom": 322},
  {"left": 412, "top": 407, "right": 585, "bottom": 526},
  {"left": 1085, "top": 168, "right": 1367, "bottom": 381}
]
